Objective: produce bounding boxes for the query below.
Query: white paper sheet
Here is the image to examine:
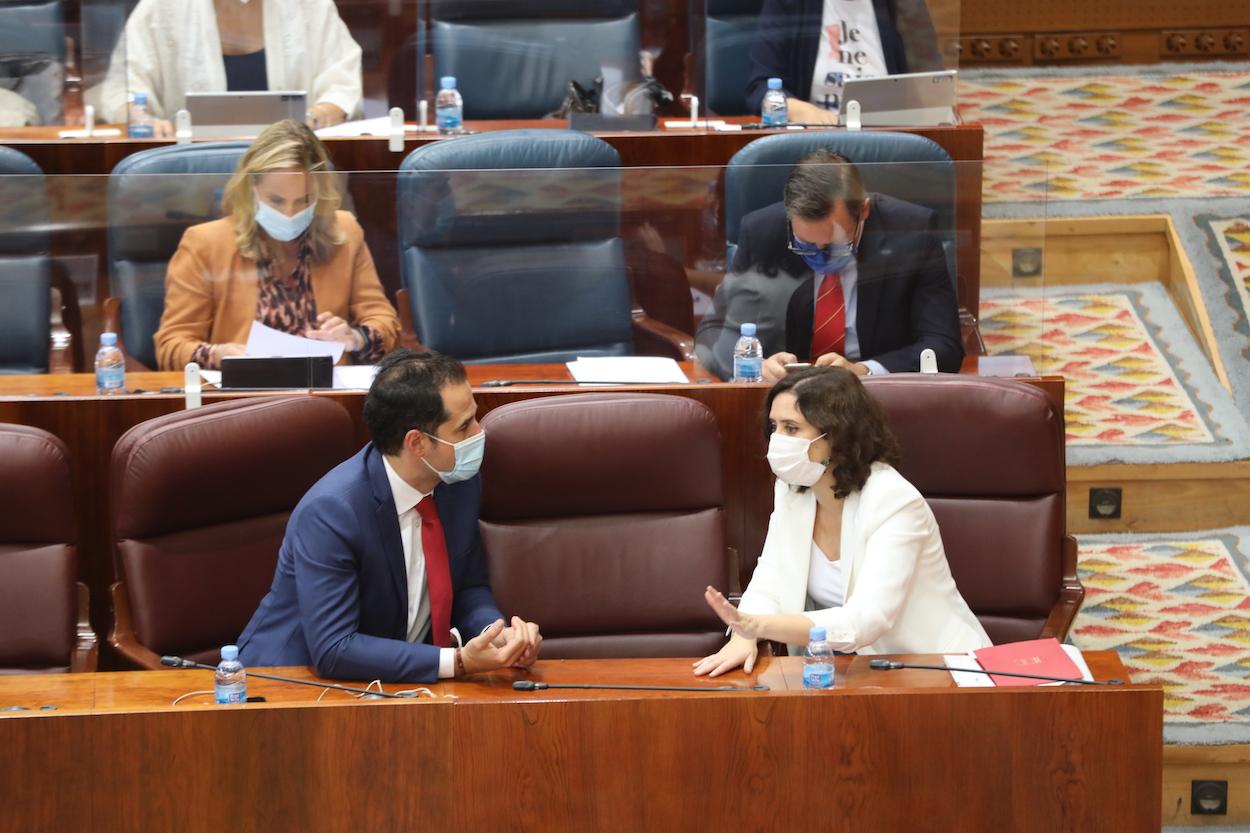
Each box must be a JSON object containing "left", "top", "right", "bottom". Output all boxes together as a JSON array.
[
  {"left": 975, "top": 355, "right": 1038, "bottom": 378},
  {"left": 313, "top": 117, "right": 424, "bottom": 138},
  {"left": 943, "top": 644, "right": 1095, "bottom": 688},
  {"left": 199, "top": 370, "right": 222, "bottom": 387},
  {"left": 566, "top": 357, "right": 689, "bottom": 384},
  {"left": 245, "top": 321, "right": 344, "bottom": 365},
  {"left": 332, "top": 364, "right": 379, "bottom": 390}
]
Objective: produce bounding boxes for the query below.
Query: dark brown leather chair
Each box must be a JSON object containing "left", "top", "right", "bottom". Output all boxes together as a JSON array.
[
  {"left": 108, "top": 397, "right": 356, "bottom": 669},
  {"left": 479, "top": 393, "right": 733, "bottom": 658},
  {"left": 865, "top": 375, "right": 1082, "bottom": 644},
  {"left": 0, "top": 424, "right": 96, "bottom": 674}
]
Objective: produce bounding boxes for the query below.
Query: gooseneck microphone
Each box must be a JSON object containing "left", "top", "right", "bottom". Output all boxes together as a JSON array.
[
  {"left": 160, "top": 656, "right": 419, "bottom": 698},
  {"left": 512, "top": 680, "right": 769, "bottom": 693},
  {"left": 867, "top": 658, "right": 1123, "bottom": 686}
]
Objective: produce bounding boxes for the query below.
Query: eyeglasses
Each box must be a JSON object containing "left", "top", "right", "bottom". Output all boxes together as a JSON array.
[{"left": 786, "top": 214, "right": 865, "bottom": 258}]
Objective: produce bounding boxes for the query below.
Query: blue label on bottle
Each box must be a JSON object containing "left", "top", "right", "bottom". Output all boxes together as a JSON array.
[
  {"left": 733, "top": 357, "right": 762, "bottom": 380},
  {"left": 128, "top": 124, "right": 154, "bottom": 139},
  {"left": 803, "top": 662, "right": 834, "bottom": 689},
  {"left": 96, "top": 365, "right": 124, "bottom": 391},
  {"left": 215, "top": 684, "right": 246, "bottom": 704},
  {"left": 436, "top": 108, "right": 462, "bottom": 130}
]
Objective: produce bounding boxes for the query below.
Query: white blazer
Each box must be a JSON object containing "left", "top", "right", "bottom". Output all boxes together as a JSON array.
[
  {"left": 94, "top": 0, "right": 363, "bottom": 122},
  {"left": 739, "top": 462, "right": 991, "bottom": 655}
]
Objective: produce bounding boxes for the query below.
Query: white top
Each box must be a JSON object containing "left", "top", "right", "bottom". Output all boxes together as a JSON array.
[
  {"left": 739, "top": 462, "right": 992, "bottom": 654},
  {"left": 93, "top": 0, "right": 363, "bottom": 122},
  {"left": 808, "top": 541, "right": 845, "bottom": 609},
  {"left": 382, "top": 458, "right": 455, "bottom": 679},
  {"left": 809, "top": 0, "right": 888, "bottom": 113}
]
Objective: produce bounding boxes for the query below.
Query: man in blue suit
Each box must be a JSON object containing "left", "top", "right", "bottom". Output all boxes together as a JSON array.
[{"left": 239, "top": 350, "right": 541, "bottom": 682}]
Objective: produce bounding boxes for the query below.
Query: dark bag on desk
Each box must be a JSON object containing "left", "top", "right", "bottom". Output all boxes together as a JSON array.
[{"left": 221, "top": 356, "right": 333, "bottom": 389}]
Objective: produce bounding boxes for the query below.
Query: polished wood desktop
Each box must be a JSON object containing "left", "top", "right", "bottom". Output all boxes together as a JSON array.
[
  {"left": 0, "top": 365, "right": 1064, "bottom": 664},
  {"left": 0, "top": 653, "right": 1161, "bottom": 833}
]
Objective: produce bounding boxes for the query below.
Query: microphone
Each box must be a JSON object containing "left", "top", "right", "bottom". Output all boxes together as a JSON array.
[
  {"left": 159, "top": 655, "right": 420, "bottom": 698},
  {"left": 867, "top": 658, "right": 1123, "bottom": 686},
  {"left": 512, "top": 680, "right": 769, "bottom": 693}
]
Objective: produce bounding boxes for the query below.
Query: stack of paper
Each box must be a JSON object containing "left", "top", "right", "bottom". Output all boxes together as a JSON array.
[
  {"left": 245, "top": 321, "right": 344, "bottom": 364},
  {"left": 566, "top": 357, "right": 689, "bottom": 384},
  {"left": 943, "top": 643, "right": 1094, "bottom": 687}
]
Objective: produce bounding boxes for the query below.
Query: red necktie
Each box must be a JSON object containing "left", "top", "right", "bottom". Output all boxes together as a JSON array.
[
  {"left": 414, "top": 497, "right": 452, "bottom": 647},
  {"left": 810, "top": 273, "right": 846, "bottom": 360}
]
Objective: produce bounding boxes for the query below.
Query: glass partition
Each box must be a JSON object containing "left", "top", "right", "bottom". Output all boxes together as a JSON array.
[
  {"left": 0, "top": 0, "right": 72, "bottom": 126},
  {"left": 693, "top": 0, "right": 961, "bottom": 119},
  {"left": 0, "top": 151, "right": 1045, "bottom": 395}
]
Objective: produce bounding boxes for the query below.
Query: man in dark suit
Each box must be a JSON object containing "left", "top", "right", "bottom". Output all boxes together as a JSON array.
[
  {"left": 238, "top": 349, "right": 540, "bottom": 683},
  {"left": 721, "top": 148, "right": 962, "bottom": 383}
]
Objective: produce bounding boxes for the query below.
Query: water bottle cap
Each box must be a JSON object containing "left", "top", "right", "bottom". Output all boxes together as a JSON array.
[
  {"left": 767, "top": 78, "right": 783, "bottom": 90},
  {"left": 221, "top": 645, "right": 239, "bottom": 662},
  {"left": 740, "top": 322, "right": 757, "bottom": 337},
  {"left": 132, "top": 91, "right": 147, "bottom": 105},
  {"left": 100, "top": 332, "right": 117, "bottom": 346},
  {"left": 809, "top": 627, "right": 826, "bottom": 641},
  {"left": 440, "top": 76, "right": 457, "bottom": 90}
]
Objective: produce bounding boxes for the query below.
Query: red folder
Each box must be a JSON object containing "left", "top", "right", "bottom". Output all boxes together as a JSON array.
[{"left": 972, "top": 638, "right": 1084, "bottom": 687}]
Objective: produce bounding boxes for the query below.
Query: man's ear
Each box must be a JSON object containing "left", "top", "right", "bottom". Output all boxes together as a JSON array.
[
  {"left": 401, "top": 428, "right": 428, "bottom": 459},
  {"left": 861, "top": 197, "right": 871, "bottom": 222}
]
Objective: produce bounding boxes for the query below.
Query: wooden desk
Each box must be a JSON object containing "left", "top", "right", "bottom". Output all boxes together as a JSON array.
[
  {"left": 0, "top": 654, "right": 1161, "bottom": 833},
  {"left": 0, "top": 366, "right": 1064, "bottom": 664}
]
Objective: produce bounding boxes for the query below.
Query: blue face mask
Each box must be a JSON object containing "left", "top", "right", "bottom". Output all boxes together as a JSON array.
[
  {"left": 788, "top": 211, "right": 865, "bottom": 275},
  {"left": 422, "top": 428, "right": 486, "bottom": 484},
  {"left": 254, "top": 194, "right": 315, "bottom": 242}
]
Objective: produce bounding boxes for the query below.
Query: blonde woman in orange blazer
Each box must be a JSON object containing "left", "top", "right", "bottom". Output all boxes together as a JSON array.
[{"left": 154, "top": 119, "right": 399, "bottom": 370}]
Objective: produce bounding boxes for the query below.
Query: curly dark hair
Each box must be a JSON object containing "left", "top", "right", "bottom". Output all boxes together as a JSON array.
[{"left": 765, "top": 366, "right": 901, "bottom": 498}]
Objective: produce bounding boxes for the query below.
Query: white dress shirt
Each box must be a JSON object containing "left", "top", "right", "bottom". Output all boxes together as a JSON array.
[
  {"left": 811, "top": 262, "right": 889, "bottom": 375},
  {"left": 382, "top": 458, "right": 456, "bottom": 679}
]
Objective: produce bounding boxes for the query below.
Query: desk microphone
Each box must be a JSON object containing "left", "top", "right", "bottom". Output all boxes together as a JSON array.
[
  {"left": 512, "top": 680, "right": 769, "bottom": 693},
  {"left": 867, "top": 659, "right": 1123, "bottom": 686},
  {"left": 159, "top": 655, "right": 419, "bottom": 698}
]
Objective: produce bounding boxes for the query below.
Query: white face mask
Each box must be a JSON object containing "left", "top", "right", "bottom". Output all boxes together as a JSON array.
[
  {"left": 422, "top": 429, "right": 486, "bottom": 484},
  {"left": 767, "top": 432, "right": 828, "bottom": 487},
  {"left": 254, "top": 193, "right": 315, "bottom": 242}
]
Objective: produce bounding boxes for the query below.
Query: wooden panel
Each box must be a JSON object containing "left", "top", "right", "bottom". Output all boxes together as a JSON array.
[
  {"left": 0, "top": 655, "right": 1163, "bottom": 833},
  {"left": 1164, "top": 743, "right": 1250, "bottom": 825},
  {"left": 1068, "top": 462, "right": 1250, "bottom": 534},
  {"left": 962, "top": 0, "right": 1250, "bottom": 33}
]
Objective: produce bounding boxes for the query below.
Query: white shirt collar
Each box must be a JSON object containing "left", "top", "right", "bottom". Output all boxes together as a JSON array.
[{"left": 381, "top": 455, "right": 432, "bottom": 516}]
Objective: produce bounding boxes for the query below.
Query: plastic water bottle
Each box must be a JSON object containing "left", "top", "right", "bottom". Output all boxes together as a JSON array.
[
  {"left": 128, "top": 91, "right": 155, "bottom": 138},
  {"left": 762, "top": 77, "right": 788, "bottom": 127},
  {"left": 731, "top": 322, "right": 763, "bottom": 383},
  {"left": 435, "top": 76, "right": 464, "bottom": 134},
  {"left": 803, "top": 627, "right": 835, "bottom": 690},
  {"left": 94, "top": 332, "right": 125, "bottom": 395},
  {"left": 214, "top": 645, "right": 247, "bottom": 704}
]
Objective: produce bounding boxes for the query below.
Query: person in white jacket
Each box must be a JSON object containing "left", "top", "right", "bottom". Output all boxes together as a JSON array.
[
  {"left": 694, "top": 366, "right": 990, "bottom": 677},
  {"left": 95, "top": 0, "right": 361, "bottom": 136}
]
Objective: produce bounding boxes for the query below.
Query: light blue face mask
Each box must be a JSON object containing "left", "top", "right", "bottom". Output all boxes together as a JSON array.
[
  {"left": 787, "top": 209, "right": 866, "bottom": 275},
  {"left": 254, "top": 195, "right": 315, "bottom": 242},
  {"left": 422, "top": 428, "right": 486, "bottom": 484}
]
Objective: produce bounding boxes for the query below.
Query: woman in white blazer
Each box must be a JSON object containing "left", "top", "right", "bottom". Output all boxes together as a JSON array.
[
  {"left": 694, "top": 367, "right": 990, "bottom": 677},
  {"left": 96, "top": 0, "right": 362, "bottom": 135}
]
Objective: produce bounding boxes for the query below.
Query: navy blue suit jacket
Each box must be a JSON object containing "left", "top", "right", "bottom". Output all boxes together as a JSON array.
[
  {"left": 238, "top": 443, "right": 504, "bottom": 683},
  {"left": 745, "top": 0, "right": 910, "bottom": 114},
  {"left": 734, "top": 195, "right": 963, "bottom": 373}
]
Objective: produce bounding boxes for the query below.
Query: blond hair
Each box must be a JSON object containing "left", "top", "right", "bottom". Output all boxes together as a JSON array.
[{"left": 222, "top": 119, "right": 346, "bottom": 263}]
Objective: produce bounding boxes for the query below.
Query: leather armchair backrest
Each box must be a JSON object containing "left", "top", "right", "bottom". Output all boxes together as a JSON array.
[
  {"left": 723, "top": 131, "right": 957, "bottom": 286},
  {"left": 110, "top": 397, "right": 355, "bottom": 659},
  {"left": 0, "top": 424, "right": 77, "bottom": 672},
  {"left": 865, "top": 375, "right": 1067, "bottom": 644},
  {"left": 479, "top": 393, "right": 731, "bottom": 658},
  {"left": 0, "top": 145, "right": 50, "bottom": 374},
  {"left": 398, "top": 130, "right": 633, "bottom": 363},
  {"left": 0, "top": 0, "right": 64, "bottom": 59},
  {"left": 431, "top": 0, "right": 640, "bottom": 119},
  {"left": 702, "top": 0, "right": 765, "bottom": 116},
  {"left": 107, "top": 142, "right": 248, "bottom": 369}
]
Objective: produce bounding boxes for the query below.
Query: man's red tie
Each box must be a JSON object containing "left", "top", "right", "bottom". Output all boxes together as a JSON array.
[
  {"left": 810, "top": 273, "right": 846, "bottom": 360},
  {"left": 414, "top": 497, "right": 452, "bottom": 647}
]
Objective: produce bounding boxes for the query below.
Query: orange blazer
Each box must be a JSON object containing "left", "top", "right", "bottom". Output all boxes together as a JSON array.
[{"left": 153, "top": 211, "right": 400, "bottom": 370}]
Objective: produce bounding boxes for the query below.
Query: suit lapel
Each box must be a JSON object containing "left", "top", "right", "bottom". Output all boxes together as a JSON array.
[
  {"left": 432, "top": 485, "right": 457, "bottom": 588},
  {"left": 365, "top": 445, "right": 410, "bottom": 626},
  {"left": 854, "top": 218, "right": 887, "bottom": 359}
]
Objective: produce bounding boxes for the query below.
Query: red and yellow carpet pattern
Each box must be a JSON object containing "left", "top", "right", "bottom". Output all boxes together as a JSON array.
[
  {"left": 1073, "top": 536, "right": 1250, "bottom": 725},
  {"left": 978, "top": 290, "right": 1212, "bottom": 446},
  {"left": 960, "top": 71, "right": 1250, "bottom": 202}
]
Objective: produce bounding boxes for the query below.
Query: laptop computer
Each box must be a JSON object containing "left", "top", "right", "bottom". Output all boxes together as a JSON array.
[
  {"left": 837, "top": 70, "right": 957, "bottom": 127},
  {"left": 184, "top": 91, "right": 307, "bottom": 138}
]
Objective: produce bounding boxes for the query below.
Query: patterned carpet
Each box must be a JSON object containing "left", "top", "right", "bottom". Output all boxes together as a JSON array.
[
  {"left": 960, "top": 69, "right": 1250, "bottom": 202},
  {"left": 1072, "top": 530, "right": 1250, "bottom": 741},
  {"left": 1201, "top": 214, "right": 1250, "bottom": 352},
  {"left": 979, "top": 287, "right": 1213, "bottom": 447}
]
